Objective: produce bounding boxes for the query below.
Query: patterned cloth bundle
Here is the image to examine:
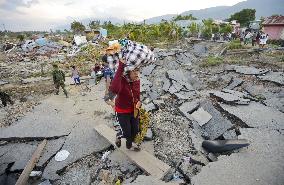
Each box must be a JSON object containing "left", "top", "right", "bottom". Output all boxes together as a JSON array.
[{"left": 106, "top": 39, "right": 155, "bottom": 73}]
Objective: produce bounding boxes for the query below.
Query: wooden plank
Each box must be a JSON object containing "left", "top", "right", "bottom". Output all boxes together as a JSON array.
[
  {"left": 94, "top": 124, "right": 171, "bottom": 179},
  {"left": 15, "top": 139, "right": 47, "bottom": 185}
]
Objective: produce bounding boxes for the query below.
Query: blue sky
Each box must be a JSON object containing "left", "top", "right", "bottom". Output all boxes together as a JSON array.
[{"left": 0, "top": 0, "right": 245, "bottom": 31}]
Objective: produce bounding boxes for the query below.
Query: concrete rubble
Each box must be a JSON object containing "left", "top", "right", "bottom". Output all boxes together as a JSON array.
[{"left": 1, "top": 38, "right": 283, "bottom": 185}]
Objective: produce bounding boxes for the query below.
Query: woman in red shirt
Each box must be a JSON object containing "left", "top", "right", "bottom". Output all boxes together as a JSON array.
[{"left": 109, "top": 59, "right": 141, "bottom": 150}]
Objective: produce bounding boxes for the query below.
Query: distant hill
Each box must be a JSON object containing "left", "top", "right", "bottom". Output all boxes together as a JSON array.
[{"left": 145, "top": 0, "right": 284, "bottom": 24}]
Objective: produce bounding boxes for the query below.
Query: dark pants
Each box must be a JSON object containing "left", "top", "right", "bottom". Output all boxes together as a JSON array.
[
  {"left": 74, "top": 77, "right": 80, "bottom": 84},
  {"left": 55, "top": 82, "right": 68, "bottom": 97},
  {"left": 0, "top": 92, "right": 13, "bottom": 107},
  {"left": 117, "top": 113, "right": 139, "bottom": 148}
]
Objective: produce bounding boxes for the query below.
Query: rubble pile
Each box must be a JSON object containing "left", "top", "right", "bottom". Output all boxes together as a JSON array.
[
  {"left": 0, "top": 38, "right": 283, "bottom": 185},
  {"left": 138, "top": 41, "right": 284, "bottom": 183}
]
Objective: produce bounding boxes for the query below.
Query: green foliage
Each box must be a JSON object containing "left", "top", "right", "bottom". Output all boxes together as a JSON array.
[
  {"left": 201, "top": 19, "right": 214, "bottom": 39},
  {"left": 229, "top": 9, "right": 256, "bottom": 27},
  {"left": 201, "top": 27, "right": 212, "bottom": 40},
  {"left": 227, "top": 39, "right": 244, "bottom": 50},
  {"left": 89, "top": 20, "right": 101, "bottom": 30},
  {"left": 71, "top": 21, "right": 86, "bottom": 34},
  {"left": 173, "top": 14, "right": 197, "bottom": 21},
  {"left": 202, "top": 19, "right": 214, "bottom": 27},
  {"left": 200, "top": 56, "right": 224, "bottom": 67},
  {"left": 188, "top": 23, "right": 199, "bottom": 37},
  {"left": 16, "top": 34, "right": 25, "bottom": 41},
  {"left": 220, "top": 24, "right": 233, "bottom": 34},
  {"left": 212, "top": 25, "right": 219, "bottom": 34},
  {"left": 99, "top": 21, "right": 182, "bottom": 45}
]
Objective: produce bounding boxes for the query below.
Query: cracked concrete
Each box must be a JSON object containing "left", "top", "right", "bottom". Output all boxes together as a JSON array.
[
  {"left": 192, "top": 128, "right": 284, "bottom": 185},
  {"left": 219, "top": 102, "right": 284, "bottom": 130}
]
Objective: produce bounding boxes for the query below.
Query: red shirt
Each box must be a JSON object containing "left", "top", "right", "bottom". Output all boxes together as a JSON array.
[{"left": 109, "top": 61, "right": 140, "bottom": 114}]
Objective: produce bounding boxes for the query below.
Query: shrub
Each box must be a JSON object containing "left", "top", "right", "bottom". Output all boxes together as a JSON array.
[
  {"left": 200, "top": 56, "right": 224, "bottom": 67},
  {"left": 227, "top": 39, "right": 244, "bottom": 50}
]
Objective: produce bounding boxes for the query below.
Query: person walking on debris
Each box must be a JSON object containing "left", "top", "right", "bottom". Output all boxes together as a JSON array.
[
  {"left": 244, "top": 30, "right": 253, "bottom": 45},
  {"left": 259, "top": 32, "right": 269, "bottom": 48},
  {"left": 0, "top": 91, "right": 14, "bottom": 107},
  {"left": 71, "top": 65, "right": 80, "bottom": 85},
  {"left": 102, "top": 55, "right": 114, "bottom": 97},
  {"left": 52, "top": 64, "right": 68, "bottom": 98},
  {"left": 109, "top": 59, "right": 141, "bottom": 150}
]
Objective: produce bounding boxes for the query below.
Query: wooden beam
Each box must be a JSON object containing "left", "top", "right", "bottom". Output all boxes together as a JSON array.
[
  {"left": 15, "top": 139, "right": 47, "bottom": 185},
  {"left": 94, "top": 124, "right": 171, "bottom": 180}
]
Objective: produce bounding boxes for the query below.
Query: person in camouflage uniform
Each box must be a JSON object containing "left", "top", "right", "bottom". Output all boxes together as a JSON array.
[{"left": 52, "top": 64, "right": 68, "bottom": 98}]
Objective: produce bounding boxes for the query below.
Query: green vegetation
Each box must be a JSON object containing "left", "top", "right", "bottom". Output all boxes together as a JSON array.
[
  {"left": 100, "top": 21, "right": 183, "bottom": 46},
  {"left": 16, "top": 34, "right": 25, "bottom": 42},
  {"left": 227, "top": 39, "right": 244, "bottom": 50},
  {"left": 200, "top": 56, "right": 224, "bottom": 67},
  {"left": 188, "top": 22, "right": 199, "bottom": 37},
  {"left": 71, "top": 21, "right": 86, "bottom": 34},
  {"left": 89, "top": 20, "right": 101, "bottom": 30},
  {"left": 173, "top": 14, "right": 197, "bottom": 21},
  {"left": 228, "top": 9, "right": 256, "bottom": 27}
]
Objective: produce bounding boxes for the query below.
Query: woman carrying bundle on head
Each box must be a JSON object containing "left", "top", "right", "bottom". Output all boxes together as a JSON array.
[{"left": 109, "top": 59, "right": 141, "bottom": 150}]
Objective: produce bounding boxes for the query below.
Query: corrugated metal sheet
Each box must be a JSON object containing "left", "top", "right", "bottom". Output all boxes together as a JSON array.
[{"left": 263, "top": 16, "right": 284, "bottom": 25}]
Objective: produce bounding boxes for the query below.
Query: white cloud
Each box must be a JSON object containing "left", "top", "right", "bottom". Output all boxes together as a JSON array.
[{"left": 0, "top": 0, "right": 245, "bottom": 31}]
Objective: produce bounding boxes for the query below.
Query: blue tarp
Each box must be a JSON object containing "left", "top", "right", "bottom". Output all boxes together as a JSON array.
[
  {"left": 99, "top": 28, "right": 107, "bottom": 38},
  {"left": 35, "top": 38, "right": 47, "bottom": 46}
]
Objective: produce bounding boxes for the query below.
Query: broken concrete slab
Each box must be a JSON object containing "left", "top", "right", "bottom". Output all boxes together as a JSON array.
[
  {"left": 225, "top": 77, "right": 244, "bottom": 90},
  {"left": 228, "top": 65, "right": 269, "bottom": 75},
  {"left": 148, "top": 90, "right": 160, "bottom": 101},
  {"left": 176, "top": 52, "right": 194, "bottom": 66},
  {"left": 223, "top": 130, "right": 237, "bottom": 140},
  {"left": 258, "top": 72, "right": 284, "bottom": 86},
  {"left": 0, "top": 99, "right": 77, "bottom": 140},
  {"left": 153, "top": 100, "right": 165, "bottom": 109},
  {"left": 210, "top": 90, "right": 250, "bottom": 105},
  {"left": 191, "top": 107, "right": 212, "bottom": 127},
  {"left": 199, "top": 101, "right": 233, "bottom": 140},
  {"left": 192, "top": 44, "right": 207, "bottom": 57},
  {"left": 178, "top": 100, "right": 200, "bottom": 119},
  {"left": 37, "top": 138, "right": 66, "bottom": 167},
  {"left": 219, "top": 102, "right": 284, "bottom": 130},
  {"left": 144, "top": 102, "right": 157, "bottom": 112},
  {"left": 263, "top": 97, "right": 284, "bottom": 113},
  {"left": 167, "top": 70, "right": 194, "bottom": 91},
  {"left": 140, "top": 76, "right": 153, "bottom": 93},
  {"left": 192, "top": 128, "right": 284, "bottom": 185},
  {"left": 0, "top": 163, "right": 9, "bottom": 176},
  {"left": 0, "top": 174, "right": 17, "bottom": 185},
  {"left": 244, "top": 84, "right": 284, "bottom": 112},
  {"left": 42, "top": 125, "right": 110, "bottom": 180},
  {"left": 0, "top": 143, "right": 37, "bottom": 172},
  {"left": 0, "top": 138, "right": 65, "bottom": 172},
  {"left": 174, "top": 90, "right": 196, "bottom": 100},
  {"left": 141, "top": 65, "right": 156, "bottom": 76},
  {"left": 162, "top": 77, "right": 171, "bottom": 92}
]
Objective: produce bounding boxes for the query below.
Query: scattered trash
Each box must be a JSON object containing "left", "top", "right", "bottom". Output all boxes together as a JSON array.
[
  {"left": 30, "top": 171, "right": 42, "bottom": 177},
  {"left": 55, "top": 150, "right": 70, "bottom": 162},
  {"left": 101, "top": 150, "right": 111, "bottom": 161},
  {"left": 202, "top": 139, "right": 249, "bottom": 153}
]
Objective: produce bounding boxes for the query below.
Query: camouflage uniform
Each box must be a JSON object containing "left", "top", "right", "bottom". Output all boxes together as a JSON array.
[{"left": 52, "top": 68, "right": 68, "bottom": 97}]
